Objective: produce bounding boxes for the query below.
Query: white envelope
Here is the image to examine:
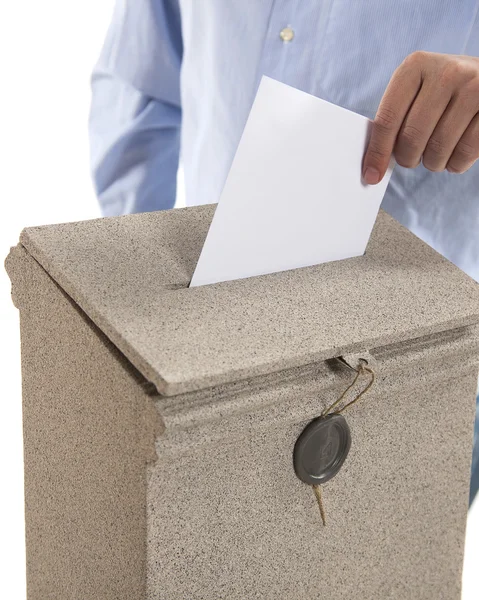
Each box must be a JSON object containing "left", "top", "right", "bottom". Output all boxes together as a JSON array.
[{"left": 190, "top": 76, "right": 394, "bottom": 287}]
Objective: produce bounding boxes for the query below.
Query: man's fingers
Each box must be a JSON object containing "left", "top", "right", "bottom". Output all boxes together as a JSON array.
[
  {"left": 422, "top": 93, "right": 479, "bottom": 172},
  {"left": 363, "top": 53, "right": 423, "bottom": 184},
  {"left": 394, "top": 80, "right": 451, "bottom": 169},
  {"left": 364, "top": 52, "right": 479, "bottom": 181},
  {"left": 446, "top": 112, "right": 479, "bottom": 174}
]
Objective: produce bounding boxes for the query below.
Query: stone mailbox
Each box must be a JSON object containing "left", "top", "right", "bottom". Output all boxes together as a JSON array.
[{"left": 5, "top": 205, "right": 479, "bottom": 599}]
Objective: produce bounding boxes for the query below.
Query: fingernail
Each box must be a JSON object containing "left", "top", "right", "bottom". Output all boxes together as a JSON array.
[{"left": 363, "top": 167, "right": 380, "bottom": 185}]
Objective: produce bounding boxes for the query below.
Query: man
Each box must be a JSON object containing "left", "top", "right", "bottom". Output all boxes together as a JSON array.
[{"left": 89, "top": 1, "right": 479, "bottom": 503}]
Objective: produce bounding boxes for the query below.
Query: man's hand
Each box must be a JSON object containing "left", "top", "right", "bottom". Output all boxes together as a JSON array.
[{"left": 363, "top": 51, "right": 479, "bottom": 184}]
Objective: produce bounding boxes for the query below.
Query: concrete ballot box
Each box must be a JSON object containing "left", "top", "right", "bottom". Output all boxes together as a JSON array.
[{"left": 5, "top": 205, "right": 479, "bottom": 600}]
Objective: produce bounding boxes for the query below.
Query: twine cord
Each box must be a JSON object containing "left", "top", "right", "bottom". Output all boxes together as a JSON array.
[
  {"left": 313, "top": 360, "right": 376, "bottom": 526},
  {"left": 321, "top": 361, "right": 375, "bottom": 417},
  {"left": 312, "top": 484, "right": 327, "bottom": 526}
]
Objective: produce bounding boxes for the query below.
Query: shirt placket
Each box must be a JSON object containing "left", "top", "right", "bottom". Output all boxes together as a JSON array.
[{"left": 257, "top": 0, "right": 335, "bottom": 95}]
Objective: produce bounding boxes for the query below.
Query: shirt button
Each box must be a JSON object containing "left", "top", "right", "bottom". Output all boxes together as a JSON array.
[{"left": 279, "top": 27, "right": 295, "bottom": 42}]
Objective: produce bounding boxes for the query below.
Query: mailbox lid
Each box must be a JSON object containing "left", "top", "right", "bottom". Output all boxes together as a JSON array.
[{"left": 16, "top": 205, "right": 479, "bottom": 396}]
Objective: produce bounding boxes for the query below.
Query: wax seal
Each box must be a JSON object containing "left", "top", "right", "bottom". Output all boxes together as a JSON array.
[{"left": 293, "top": 414, "right": 351, "bottom": 486}]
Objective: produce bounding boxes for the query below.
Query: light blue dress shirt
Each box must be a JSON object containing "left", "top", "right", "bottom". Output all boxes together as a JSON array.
[{"left": 90, "top": 0, "right": 479, "bottom": 284}]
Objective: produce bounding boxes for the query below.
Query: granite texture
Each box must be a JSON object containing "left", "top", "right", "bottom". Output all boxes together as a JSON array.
[
  {"left": 148, "top": 360, "right": 478, "bottom": 600},
  {"left": 18, "top": 206, "right": 479, "bottom": 395},
  {"left": 5, "top": 205, "right": 479, "bottom": 599},
  {"left": 6, "top": 246, "right": 162, "bottom": 600}
]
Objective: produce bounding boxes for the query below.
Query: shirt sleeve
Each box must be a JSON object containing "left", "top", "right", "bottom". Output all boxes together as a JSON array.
[{"left": 88, "top": 0, "right": 183, "bottom": 216}]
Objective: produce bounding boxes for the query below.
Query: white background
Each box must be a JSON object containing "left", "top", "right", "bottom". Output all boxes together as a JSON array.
[{"left": 0, "top": 2, "right": 477, "bottom": 598}]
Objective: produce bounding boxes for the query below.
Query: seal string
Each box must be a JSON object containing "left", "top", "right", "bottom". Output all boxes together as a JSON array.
[
  {"left": 313, "top": 361, "right": 376, "bottom": 525},
  {"left": 321, "top": 360, "right": 375, "bottom": 417},
  {"left": 312, "top": 483, "right": 327, "bottom": 526}
]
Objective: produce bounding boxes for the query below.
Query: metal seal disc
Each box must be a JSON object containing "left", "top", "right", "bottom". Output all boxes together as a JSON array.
[{"left": 293, "top": 414, "right": 352, "bottom": 486}]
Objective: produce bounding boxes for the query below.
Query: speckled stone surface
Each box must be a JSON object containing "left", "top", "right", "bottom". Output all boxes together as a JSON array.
[
  {"left": 5, "top": 206, "right": 479, "bottom": 599},
  {"left": 18, "top": 206, "right": 479, "bottom": 395},
  {"left": 6, "top": 246, "right": 162, "bottom": 600},
  {"left": 148, "top": 362, "right": 478, "bottom": 599}
]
